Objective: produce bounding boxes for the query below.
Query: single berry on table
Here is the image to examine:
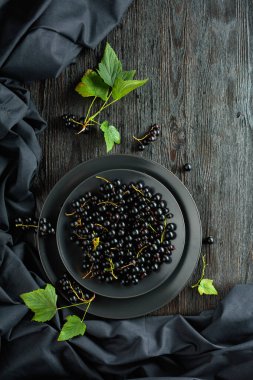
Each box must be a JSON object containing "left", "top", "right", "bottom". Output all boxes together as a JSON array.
[
  {"left": 183, "top": 163, "right": 192, "bottom": 171},
  {"left": 205, "top": 236, "right": 214, "bottom": 245}
]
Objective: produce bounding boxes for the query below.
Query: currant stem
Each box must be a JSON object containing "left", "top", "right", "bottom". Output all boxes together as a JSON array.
[
  {"left": 133, "top": 133, "right": 151, "bottom": 142},
  {"left": 136, "top": 245, "right": 148, "bottom": 258},
  {"left": 118, "top": 261, "right": 135, "bottom": 270},
  {"left": 131, "top": 184, "right": 144, "bottom": 196},
  {"left": 69, "top": 118, "right": 83, "bottom": 126},
  {"left": 95, "top": 176, "right": 112, "bottom": 183},
  {"left": 97, "top": 201, "right": 118, "bottom": 207},
  {"left": 82, "top": 264, "right": 94, "bottom": 279},
  {"left": 65, "top": 211, "right": 76, "bottom": 216},
  {"left": 160, "top": 219, "right": 167, "bottom": 243},
  {"left": 15, "top": 223, "right": 38, "bottom": 229}
]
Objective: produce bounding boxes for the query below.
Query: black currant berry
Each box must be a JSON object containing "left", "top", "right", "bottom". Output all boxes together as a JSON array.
[
  {"left": 183, "top": 163, "right": 192, "bottom": 171},
  {"left": 205, "top": 236, "right": 214, "bottom": 245}
]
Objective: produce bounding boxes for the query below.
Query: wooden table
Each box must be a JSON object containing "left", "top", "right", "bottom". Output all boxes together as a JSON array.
[{"left": 26, "top": 0, "right": 253, "bottom": 315}]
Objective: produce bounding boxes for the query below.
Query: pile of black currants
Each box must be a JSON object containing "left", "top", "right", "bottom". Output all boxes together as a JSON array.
[
  {"left": 14, "top": 217, "right": 55, "bottom": 236},
  {"left": 66, "top": 178, "right": 177, "bottom": 286},
  {"left": 57, "top": 273, "right": 94, "bottom": 304},
  {"left": 62, "top": 114, "right": 90, "bottom": 133},
  {"left": 133, "top": 124, "right": 161, "bottom": 151}
]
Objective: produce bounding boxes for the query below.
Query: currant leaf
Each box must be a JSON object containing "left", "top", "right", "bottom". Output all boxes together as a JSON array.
[
  {"left": 117, "top": 70, "right": 136, "bottom": 80},
  {"left": 198, "top": 279, "right": 218, "bottom": 296},
  {"left": 20, "top": 284, "right": 57, "bottom": 322},
  {"left": 75, "top": 69, "right": 109, "bottom": 101},
  {"left": 112, "top": 77, "right": 148, "bottom": 100},
  {"left": 97, "top": 42, "right": 122, "bottom": 87},
  {"left": 58, "top": 315, "right": 87, "bottom": 341}
]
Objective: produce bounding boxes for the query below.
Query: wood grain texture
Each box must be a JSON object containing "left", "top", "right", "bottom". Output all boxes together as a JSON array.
[{"left": 26, "top": 0, "right": 253, "bottom": 315}]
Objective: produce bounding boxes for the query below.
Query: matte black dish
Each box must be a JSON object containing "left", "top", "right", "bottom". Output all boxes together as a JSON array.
[
  {"left": 37, "top": 154, "right": 202, "bottom": 319},
  {"left": 56, "top": 169, "right": 186, "bottom": 298}
]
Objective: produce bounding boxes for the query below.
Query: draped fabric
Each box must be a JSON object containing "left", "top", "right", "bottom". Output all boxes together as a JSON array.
[{"left": 0, "top": 1, "right": 253, "bottom": 379}]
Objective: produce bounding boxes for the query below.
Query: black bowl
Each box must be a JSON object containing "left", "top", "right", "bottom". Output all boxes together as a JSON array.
[{"left": 56, "top": 169, "right": 185, "bottom": 298}]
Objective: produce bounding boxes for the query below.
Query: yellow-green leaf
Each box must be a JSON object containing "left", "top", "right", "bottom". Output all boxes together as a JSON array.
[
  {"left": 58, "top": 315, "right": 86, "bottom": 341},
  {"left": 75, "top": 69, "right": 109, "bottom": 101},
  {"left": 92, "top": 237, "right": 100, "bottom": 251},
  {"left": 20, "top": 284, "right": 57, "bottom": 322},
  {"left": 112, "top": 77, "right": 148, "bottom": 100},
  {"left": 198, "top": 279, "right": 218, "bottom": 296}
]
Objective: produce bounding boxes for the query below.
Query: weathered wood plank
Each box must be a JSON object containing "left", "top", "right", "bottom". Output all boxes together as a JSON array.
[{"left": 27, "top": 0, "right": 253, "bottom": 315}]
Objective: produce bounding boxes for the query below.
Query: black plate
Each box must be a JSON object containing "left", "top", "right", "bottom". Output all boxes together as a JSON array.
[
  {"left": 56, "top": 169, "right": 185, "bottom": 298},
  {"left": 37, "top": 155, "right": 202, "bottom": 319}
]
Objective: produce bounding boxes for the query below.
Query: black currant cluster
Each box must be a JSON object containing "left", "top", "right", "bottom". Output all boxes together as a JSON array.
[
  {"left": 14, "top": 217, "right": 55, "bottom": 237},
  {"left": 38, "top": 218, "right": 55, "bottom": 236},
  {"left": 62, "top": 114, "right": 90, "bottom": 133},
  {"left": 66, "top": 179, "right": 177, "bottom": 287},
  {"left": 135, "top": 124, "right": 161, "bottom": 151},
  {"left": 57, "top": 273, "right": 93, "bottom": 304}
]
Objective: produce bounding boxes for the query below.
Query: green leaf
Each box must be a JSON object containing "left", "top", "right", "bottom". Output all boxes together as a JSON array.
[
  {"left": 117, "top": 70, "right": 136, "bottom": 80},
  {"left": 75, "top": 69, "right": 109, "bottom": 101},
  {"left": 198, "top": 279, "right": 218, "bottom": 296},
  {"left": 20, "top": 284, "right": 57, "bottom": 322},
  {"left": 100, "top": 120, "right": 109, "bottom": 132},
  {"left": 100, "top": 121, "right": 121, "bottom": 152},
  {"left": 58, "top": 315, "right": 86, "bottom": 341},
  {"left": 97, "top": 42, "right": 122, "bottom": 87},
  {"left": 112, "top": 77, "right": 149, "bottom": 100}
]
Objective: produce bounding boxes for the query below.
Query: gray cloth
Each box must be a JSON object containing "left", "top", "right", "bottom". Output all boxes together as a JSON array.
[{"left": 1, "top": 1, "right": 253, "bottom": 379}]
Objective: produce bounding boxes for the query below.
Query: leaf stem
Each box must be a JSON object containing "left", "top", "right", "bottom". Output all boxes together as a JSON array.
[
  {"left": 88, "top": 95, "right": 117, "bottom": 122},
  {"left": 90, "top": 119, "right": 101, "bottom": 125},
  {"left": 191, "top": 255, "right": 207, "bottom": 288},
  {"left": 85, "top": 96, "right": 97, "bottom": 123},
  {"left": 100, "top": 91, "right": 112, "bottom": 110},
  {"left": 57, "top": 302, "right": 89, "bottom": 310},
  {"left": 82, "top": 300, "right": 92, "bottom": 321}
]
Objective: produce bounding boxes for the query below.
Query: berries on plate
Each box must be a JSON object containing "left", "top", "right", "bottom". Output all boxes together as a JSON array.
[{"left": 66, "top": 178, "right": 177, "bottom": 286}]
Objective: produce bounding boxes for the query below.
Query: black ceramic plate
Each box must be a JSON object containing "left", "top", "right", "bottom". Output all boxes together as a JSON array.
[
  {"left": 37, "top": 155, "right": 202, "bottom": 319},
  {"left": 56, "top": 169, "right": 185, "bottom": 298}
]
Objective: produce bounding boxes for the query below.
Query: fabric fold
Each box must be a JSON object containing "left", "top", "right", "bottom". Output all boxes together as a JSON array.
[{"left": 0, "top": 0, "right": 133, "bottom": 81}]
